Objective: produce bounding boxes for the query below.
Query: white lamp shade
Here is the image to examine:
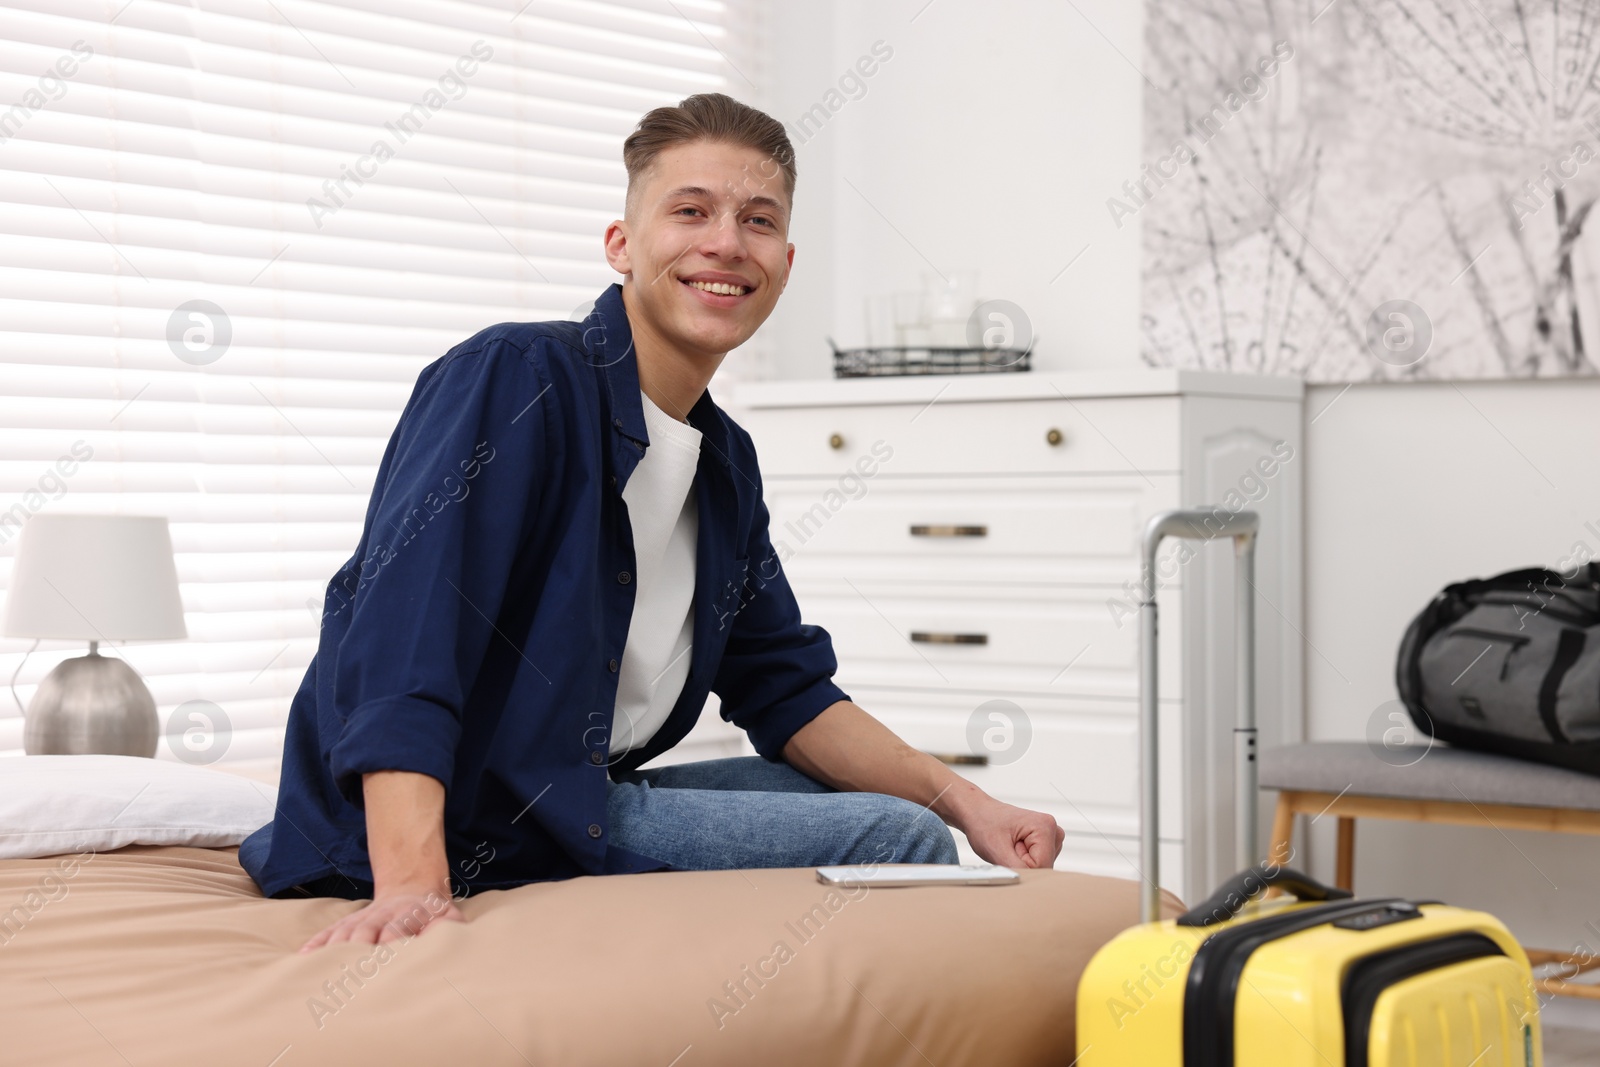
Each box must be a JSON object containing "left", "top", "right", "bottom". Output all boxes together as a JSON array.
[{"left": 4, "top": 515, "right": 187, "bottom": 642}]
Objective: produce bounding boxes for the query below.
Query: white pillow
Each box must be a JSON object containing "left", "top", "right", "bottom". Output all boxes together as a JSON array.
[{"left": 0, "top": 755, "right": 277, "bottom": 860}]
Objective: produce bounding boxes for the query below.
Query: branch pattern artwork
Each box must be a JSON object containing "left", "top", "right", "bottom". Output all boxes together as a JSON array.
[{"left": 1138, "top": 0, "right": 1600, "bottom": 381}]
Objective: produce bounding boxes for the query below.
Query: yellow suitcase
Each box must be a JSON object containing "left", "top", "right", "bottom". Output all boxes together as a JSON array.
[
  {"left": 1076, "top": 510, "right": 1542, "bottom": 1065},
  {"left": 1077, "top": 864, "right": 1542, "bottom": 1065}
]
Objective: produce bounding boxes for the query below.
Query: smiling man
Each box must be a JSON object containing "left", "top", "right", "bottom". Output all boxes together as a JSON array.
[{"left": 242, "top": 94, "right": 1065, "bottom": 950}]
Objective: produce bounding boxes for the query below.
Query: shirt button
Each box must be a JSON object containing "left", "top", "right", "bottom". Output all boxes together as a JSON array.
[
  {"left": 618, "top": 571, "right": 631, "bottom": 585},
  {"left": 589, "top": 750, "right": 604, "bottom": 765},
  {"left": 609, "top": 474, "right": 617, "bottom": 489},
  {"left": 613, "top": 418, "right": 623, "bottom": 429},
  {"left": 608, "top": 658, "right": 619, "bottom": 672},
  {"left": 587, "top": 823, "right": 603, "bottom": 839}
]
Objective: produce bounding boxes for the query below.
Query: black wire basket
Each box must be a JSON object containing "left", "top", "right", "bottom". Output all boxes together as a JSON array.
[{"left": 829, "top": 340, "right": 1033, "bottom": 378}]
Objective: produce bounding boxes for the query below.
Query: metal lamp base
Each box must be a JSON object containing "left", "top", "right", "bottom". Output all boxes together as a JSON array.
[{"left": 23, "top": 650, "right": 158, "bottom": 758}]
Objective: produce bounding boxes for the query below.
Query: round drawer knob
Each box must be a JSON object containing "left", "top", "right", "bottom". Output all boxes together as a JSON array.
[
  {"left": 1045, "top": 427, "right": 1064, "bottom": 447},
  {"left": 828, "top": 433, "right": 845, "bottom": 450}
]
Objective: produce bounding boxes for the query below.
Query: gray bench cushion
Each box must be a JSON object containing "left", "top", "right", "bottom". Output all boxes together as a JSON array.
[{"left": 1259, "top": 741, "right": 1600, "bottom": 812}]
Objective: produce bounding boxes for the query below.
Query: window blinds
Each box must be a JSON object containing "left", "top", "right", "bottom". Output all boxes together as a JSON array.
[{"left": 0, "top": 0, "right": 752, "bottom": 765}]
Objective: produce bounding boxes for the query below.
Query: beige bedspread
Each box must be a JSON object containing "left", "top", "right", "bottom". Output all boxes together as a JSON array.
[{"left": 0, "top": 845, "right": 1183, "bottom": 1066}]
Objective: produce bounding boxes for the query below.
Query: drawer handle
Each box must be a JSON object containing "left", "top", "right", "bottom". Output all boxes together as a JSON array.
[
  {"left": 925, "top": 752, "right": 989, "bottom": 767},
  {"left": 828, "top": 433, "right": 845, "bottom": 450},
  {"left": 909, "top": 524, "right": 988, "bottom": 538},
  {"left": 1045, "top": 427, "right": 1064, "bottom": 446},
  {"left": 910, "top": 631, "right": 988, "bottom": 645}
]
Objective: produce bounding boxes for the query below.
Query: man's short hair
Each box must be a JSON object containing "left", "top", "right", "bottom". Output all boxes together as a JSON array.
[{"left": 622, "top": 93, "right": 796, "bottom": 216}]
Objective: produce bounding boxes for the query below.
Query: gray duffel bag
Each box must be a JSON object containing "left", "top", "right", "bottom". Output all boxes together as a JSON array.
[{"left": 1397, "top": 564, "right": 1600, "bottom": 775}]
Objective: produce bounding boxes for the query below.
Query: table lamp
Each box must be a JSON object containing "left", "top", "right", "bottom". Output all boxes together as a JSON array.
[{"left": 3, "top": 514, "right": 187, "bottom": 757}]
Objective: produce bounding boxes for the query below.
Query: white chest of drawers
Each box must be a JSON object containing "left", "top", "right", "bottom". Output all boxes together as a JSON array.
[{"left": 726, "top": 370, "right": 1305, "bottom": 903}]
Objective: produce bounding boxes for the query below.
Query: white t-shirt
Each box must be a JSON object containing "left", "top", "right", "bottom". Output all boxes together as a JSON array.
[{"left": 609, "top": 391, "right": 702, "bottom": 756}]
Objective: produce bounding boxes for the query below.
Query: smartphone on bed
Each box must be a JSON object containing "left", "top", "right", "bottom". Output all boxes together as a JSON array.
[{"left": 815, "top": 863, "right": 1020, "bottom": 888}]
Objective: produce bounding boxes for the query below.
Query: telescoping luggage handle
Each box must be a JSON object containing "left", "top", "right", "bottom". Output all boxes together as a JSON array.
[{"left": 1137, "top": 509, "right": 1259, "bottom": 925}]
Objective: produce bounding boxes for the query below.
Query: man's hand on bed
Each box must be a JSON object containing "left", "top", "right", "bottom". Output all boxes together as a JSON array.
[
  {"left": 953, "top": 797, "right": 1067, "bottom": 869},
  {"left": 298, "top": 769, "right": 464, "bottom": 953},
  {"left": 298, "top": 888, "right": 465, "bottom": 953}
]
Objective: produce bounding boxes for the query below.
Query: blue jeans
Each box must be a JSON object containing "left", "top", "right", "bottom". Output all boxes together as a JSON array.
[{"left": 606, "top": 756, "right": 960, "bottom": 869}]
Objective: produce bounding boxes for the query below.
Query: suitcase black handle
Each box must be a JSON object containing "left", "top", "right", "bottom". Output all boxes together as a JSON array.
[{"left": 1174, "top": 863, "right": 1353, "bottom": 927}]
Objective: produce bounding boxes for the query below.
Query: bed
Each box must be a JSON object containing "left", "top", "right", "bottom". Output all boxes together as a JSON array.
[{"left": 0, "top": 840, "right": 1183, "bottom": 1066}]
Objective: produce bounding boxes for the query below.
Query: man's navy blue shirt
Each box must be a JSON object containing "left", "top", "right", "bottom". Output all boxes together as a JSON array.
[{"left": 240, "top": 284, "right": 850, "bottom": 898}]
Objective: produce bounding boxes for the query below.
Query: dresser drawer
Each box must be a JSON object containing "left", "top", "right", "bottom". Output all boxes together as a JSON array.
[
  {"left": 854, "top": 688, "right": 1185, "bottom": 835},
  {"left": 745, "top": 396, "right": 1182, "bottom": 477},
  {"left": 801, "top": 583, "right": 1184, "bottom": 697},
  {"left": 766, "top": 475, "right": 1180, "bottom": 586}
]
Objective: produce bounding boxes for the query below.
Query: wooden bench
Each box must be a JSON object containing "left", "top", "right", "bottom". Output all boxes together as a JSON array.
[{"left": 1261, "top": 741, "right": 1600, "bottom": 1001}]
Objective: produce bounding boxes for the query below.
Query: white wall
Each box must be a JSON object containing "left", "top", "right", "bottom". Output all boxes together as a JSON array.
[
  {"left": 1305, "top": 379, "right": 1600, "bottom": 978},
  {"left": 749, "top": 0, "right": 1142, "bottom": 381}
]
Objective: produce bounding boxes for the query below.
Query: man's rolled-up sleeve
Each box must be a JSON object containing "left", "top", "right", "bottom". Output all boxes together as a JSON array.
[
  {"left": 711, "top": 468, "right": 850, "bottom": 761},
  {"left": 326, "top": 342, "right": 555, "bottom": 807}
]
